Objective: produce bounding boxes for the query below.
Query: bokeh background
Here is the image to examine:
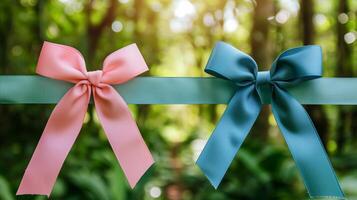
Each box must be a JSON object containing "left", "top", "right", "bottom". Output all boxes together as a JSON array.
[{"left": 0, "top": 0, "right": 357, "bottom": 199}]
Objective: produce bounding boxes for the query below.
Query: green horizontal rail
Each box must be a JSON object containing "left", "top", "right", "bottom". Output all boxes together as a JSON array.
[{"left": 1, "top": 76, "right": 357, "bottom": 105}]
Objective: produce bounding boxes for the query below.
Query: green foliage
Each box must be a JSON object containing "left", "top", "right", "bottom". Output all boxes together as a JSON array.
[{"left": 0, "top": 176, "right": 14, "bottom": 200}]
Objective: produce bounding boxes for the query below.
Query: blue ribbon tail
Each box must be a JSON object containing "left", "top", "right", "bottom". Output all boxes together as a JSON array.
[
  {"left": 272, "top": 86, "right": 344, "bottom": 198},
  {"left": 196, "top": 85, "right": 261, "bottom": 188}
]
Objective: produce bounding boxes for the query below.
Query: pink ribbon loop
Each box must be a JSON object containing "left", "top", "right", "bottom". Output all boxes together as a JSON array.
[{"left": 17, "top": 41, "right": 154, "bottom": 196}]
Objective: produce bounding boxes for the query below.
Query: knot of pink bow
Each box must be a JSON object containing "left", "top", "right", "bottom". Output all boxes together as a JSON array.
[
  {"left": 86, "top": 70, "right": 103, "bottom": 86},
  {"left": 17, "top": 41, "right": 154, "bottom": 196}
]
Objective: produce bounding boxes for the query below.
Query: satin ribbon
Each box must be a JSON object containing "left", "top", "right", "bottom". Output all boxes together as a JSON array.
[
  {"left": 2, "top": 76, "right": 357, "bottom": 105},
  {"left": 17, "top": 42, "right": 154, "bottom": 196},
  {"left": 196, "top": 42, "right": 344, "bottom": 198}
]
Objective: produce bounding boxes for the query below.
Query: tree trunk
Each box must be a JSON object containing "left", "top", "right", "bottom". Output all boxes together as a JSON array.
[
  {"left": 0, "top": 0, "right": 12, "bottom": 74},
  {"left": 335, "top": 0, "right": 353, "bottom": 153},
  {"left": 300, "top": 0, "right": 329, "bottom": 147},
  {"left": 195, "top": 1, "right": 227, "bottom": 124},
  {"left": 300, "top": 0, "right": 314, "bottom": 44},
  {"left": 85, "top": 0, "right": 118, "bottom": 127},
  {"left": 86, "top": 0, "right": 118, "bottom": 67},
  {"left": 250, "top": 0, "right": 273, "bottom": 137},
  {"left": 132, "top": 0, "right": 152, "bottom": 125}
]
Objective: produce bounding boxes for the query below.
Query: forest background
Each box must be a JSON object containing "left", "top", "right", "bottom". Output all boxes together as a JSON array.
[{"left": 0, "top": 0, "right": 356, "bottom": 199}]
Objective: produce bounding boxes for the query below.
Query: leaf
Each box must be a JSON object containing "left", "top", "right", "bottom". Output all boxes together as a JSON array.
[
  {"left": 238, "top": 149, "right": 271, "bottom": 183},
  {"left": 68, "top": 171, "right": 111, "bottom": 200},
  {"left": 0, "top": 176, "right": 14, "bottom": 200}
]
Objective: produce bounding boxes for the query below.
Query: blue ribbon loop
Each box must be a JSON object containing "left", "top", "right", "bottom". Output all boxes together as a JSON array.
[{"left": 196, "top": 42, "right": 344, "bottom": 198}]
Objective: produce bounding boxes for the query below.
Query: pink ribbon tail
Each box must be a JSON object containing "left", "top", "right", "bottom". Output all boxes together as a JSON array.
[
  {"left": 17, "top": 83, "right": 90, "bottom": 196},
  {"left": 93, "top": 84, "right": 154, "bottom": 187}
]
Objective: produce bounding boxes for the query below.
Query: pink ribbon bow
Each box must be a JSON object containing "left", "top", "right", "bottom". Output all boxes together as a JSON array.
[{"left": 17, "top": 42, "right": 154, "bottom": 196}]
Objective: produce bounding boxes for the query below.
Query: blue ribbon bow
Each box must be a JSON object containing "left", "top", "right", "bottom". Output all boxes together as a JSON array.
[{"left": 196, "top": 42, "right": 344, "bottom": 198}]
